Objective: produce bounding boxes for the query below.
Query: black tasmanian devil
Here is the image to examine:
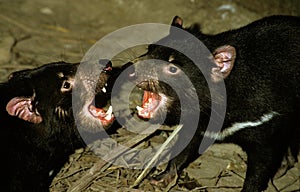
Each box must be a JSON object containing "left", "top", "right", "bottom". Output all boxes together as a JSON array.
[
  {"left": 127, "top": 15, "right": 300, "bottom": 191},
  {"left": 0, "top": 60, "right": 117, "bottom": 191}
]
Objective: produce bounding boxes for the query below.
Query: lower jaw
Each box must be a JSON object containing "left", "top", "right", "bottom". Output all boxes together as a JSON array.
[{"left": 77, "top": 102, "right": 114, "bottom": 130}]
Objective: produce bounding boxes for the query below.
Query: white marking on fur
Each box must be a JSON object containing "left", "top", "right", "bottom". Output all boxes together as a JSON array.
[
  {"left": 204, "top": 111, "right": 279, "bottom": 141},
  {"left": 57, "top": 72, "right": 64, "bottom": 78},
  {"left": 168, "top": 55, "right": 175, "bottom": 62}
]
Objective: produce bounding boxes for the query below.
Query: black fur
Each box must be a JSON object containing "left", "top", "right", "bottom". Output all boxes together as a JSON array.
[
  {"left": 0, "top": 61, "right": 118, "bottom": 191},
  {"left": 0, "top": 62, "right": 83, "bottom": 191},
  {"left": 128, "top": 15, "right": 300, "bottom": 191}
]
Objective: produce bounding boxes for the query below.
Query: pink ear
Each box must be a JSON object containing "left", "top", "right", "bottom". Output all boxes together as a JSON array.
[
  {"left": 211, "top": 45, "right": 236, "bottom": 83},
  {"left": 171, "top": 16, "right": 183, "bottom": 28},
  {"left": 6, "top": 97, "right": 42, "bottom": 124}
]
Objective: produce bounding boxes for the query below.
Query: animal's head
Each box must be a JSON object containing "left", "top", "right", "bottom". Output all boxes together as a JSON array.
[
  {"left": 4, "top": 61, "right": 118, "bottom": 132},
  {"left": 5, "top": 62, "right": 78, "bottom": 125},
  {"left": 72, "top": 59, "right": 122, "bottom": 132},
  {"left": 127, "top": 16, "right": 235, "bottom": 124}
]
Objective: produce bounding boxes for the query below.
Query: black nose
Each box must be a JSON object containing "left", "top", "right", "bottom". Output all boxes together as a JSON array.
[{"left": 98, "top": 59, "right": 112, "bottom": 73}]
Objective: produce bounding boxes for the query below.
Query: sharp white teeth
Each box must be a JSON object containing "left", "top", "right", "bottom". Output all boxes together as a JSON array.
[
  {"left": 105, "top": 83, "right": 108, "bottom": 86},
  {"left": 106, "top": 105, "right": 113, "bottom": 115},
  {"left": 90, "top": 108, "right": 101, "bottom": 116},
  {"left": 102, "top": 87, "right": 107, "bottom": 93},
  {"left": 49, "top": 170, "right": 54, "bottom": 177},
  {"left": 35, "top": 108, "right": 40, "bottom": 115},
  {"left": 104, "top": 113, "right": 112, "bottom": 120},
  {"left": 136, "top": 106, "right": 143, "bottom": 111}
]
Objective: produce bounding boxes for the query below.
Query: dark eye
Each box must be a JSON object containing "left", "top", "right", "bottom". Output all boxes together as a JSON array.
[
  {"left": 169, "top": 66, "right": 178, "bottom": 73},
  {"left": 61, "top": 80, "right": 72, "bottom": 92},
  {"left": 164, "top": 64, "right": 180, "bottom": 75},
  {"left": 63, "top": 82, "right": 71, "bottom": 89}
]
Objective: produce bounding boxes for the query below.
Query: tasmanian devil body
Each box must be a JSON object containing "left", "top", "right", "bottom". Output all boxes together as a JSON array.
[
  {"left": 0, "top": 61, "right": 117, "bottom": 191},
  {"left": 128, "top": 15, "right": 300, "bottom": 191}
]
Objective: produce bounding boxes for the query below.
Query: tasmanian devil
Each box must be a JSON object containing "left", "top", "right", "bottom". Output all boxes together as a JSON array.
[
  {"left": 0, "top": 60, "right": 117, "bottom": 191},
  {"left": 127, "top": 15, "right": 300, "bottom": 191}
]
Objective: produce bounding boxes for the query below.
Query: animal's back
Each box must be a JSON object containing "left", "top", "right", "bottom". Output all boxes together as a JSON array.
[
  {"left": 220, "top": 15, "right": 300, "bottom": 162},
  {"left": 209, "top": 16, "right": 300, "bottom": 116}
]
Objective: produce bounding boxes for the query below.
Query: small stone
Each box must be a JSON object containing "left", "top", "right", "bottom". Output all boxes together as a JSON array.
[
  {"left": 40, "top": 7, "right": 54, "bottom": 15},
  {"left": 75, "top": 148, "right": 84, "bottom": 154}
]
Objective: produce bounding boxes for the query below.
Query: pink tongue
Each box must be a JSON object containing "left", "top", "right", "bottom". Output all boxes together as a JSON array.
[
  {"left": 88, "top": 105, "right": 115, "bottom": 126},
  {"left": 142, "top": 91, "right": 161, "bottom": 108},
  {"left": 89, "top": 105, "right": 106, "bottom": 118},
  {"left": 138, "top": 91, "right": 161, "bottom": 118}
]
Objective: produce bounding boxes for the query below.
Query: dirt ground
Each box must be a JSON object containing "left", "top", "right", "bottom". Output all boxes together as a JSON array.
[{"left": 0, "top": 0, "right": 299, "bottom": 191}]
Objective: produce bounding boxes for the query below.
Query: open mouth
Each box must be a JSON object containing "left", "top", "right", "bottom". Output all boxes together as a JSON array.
[
  {"left": 85, "top": 84, "right": 115, "bottom": 127},
  {"left": 88, "top": 104, "right": 114, "bottom": 126},
  {"left": 77, "top": 62, "right": 118, "bottom": 129},
  {"left": 136, "top": 90, "right": 165, "bottom": 119}
]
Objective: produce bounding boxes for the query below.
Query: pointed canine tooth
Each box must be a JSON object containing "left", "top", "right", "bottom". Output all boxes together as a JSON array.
[
  {"left": 105, "top": 83, "right": 108, "bottom": 86},
  {"left": 136, "top": 106, "right": 143, "bottom": 111},
  {"left": 35, "top": 108, "right": 40, "bottom": 115},
  {"left": 102, "top": 87, "right": 107, "bottom": 93},
  {"left": 106, "top": 105, "right": 113, "bottom": 115},
  {"left": 104, "top": 113, "right": 112, "bottom": 120}
]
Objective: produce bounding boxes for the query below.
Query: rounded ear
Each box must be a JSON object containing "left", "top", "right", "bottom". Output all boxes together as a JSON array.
[
  {"left": 211, "top": 45, "right": 236, "bottom": 83},
  {"left": 6, "top": 97, "right": 42, "bottom": 124},
  {"left": 171, "top": 16, "right": 183, "bottom": 28},
  {"left": 170, "top": 16, "right": 184, "bottom": 36}
]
